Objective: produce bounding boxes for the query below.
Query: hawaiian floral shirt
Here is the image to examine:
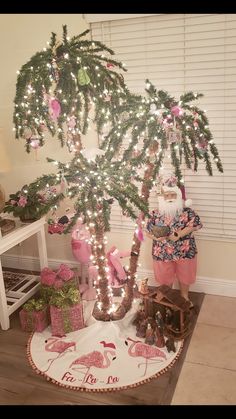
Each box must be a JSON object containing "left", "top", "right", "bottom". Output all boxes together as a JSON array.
[{"left": 146, "top": 207, "right": 202, "bottom": 262}]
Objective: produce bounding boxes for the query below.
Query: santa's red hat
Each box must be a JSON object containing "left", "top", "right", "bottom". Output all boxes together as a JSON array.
[
  {"left": 161, "top": 175, "right": 182, "bottom": 200},
  {"left": 161, "top": 175, "right": 192, "bottom": 207},
  {"left": 180, "top": 184, "right": 192, "bottom": 208}
]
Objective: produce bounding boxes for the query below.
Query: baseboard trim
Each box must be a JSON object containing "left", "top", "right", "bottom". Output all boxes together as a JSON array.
[
  {"left": 138, "top": 267, "right": 236, "bottom": 297},
  {"left": 2, "top": 254, "right": 236, "bottom": 298},
  {"left": 1, "top": 254, "right": 80, "bottom": 272}
]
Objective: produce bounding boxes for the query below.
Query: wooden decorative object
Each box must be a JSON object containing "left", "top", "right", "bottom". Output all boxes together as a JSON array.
[
  {"left": 0, "top": 219, "right": 16, "bottom": 236},
  {"left": 139, "top": 278, "right": 149, "bottom": 295},
  {"left": 137, "top": 285, "right": 193, "bottom": 341},
  {"left": 151, "top": 285, "right": 192, "bottom": 340}
]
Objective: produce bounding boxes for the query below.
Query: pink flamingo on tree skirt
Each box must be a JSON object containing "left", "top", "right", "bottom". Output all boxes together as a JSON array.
[
  {"left": 125, "top": 337, "right": 167, "bottom": 377},
  {"left": 70, "top": 341, "right": 116, "bottom": 384},
  {"left": 43, "top": 338, "right": 76, "bottom": 373}
]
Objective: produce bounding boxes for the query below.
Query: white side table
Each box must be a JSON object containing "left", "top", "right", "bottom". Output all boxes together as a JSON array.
[{"left": 0, "top": 216, "right": 48, "bottom": 330}]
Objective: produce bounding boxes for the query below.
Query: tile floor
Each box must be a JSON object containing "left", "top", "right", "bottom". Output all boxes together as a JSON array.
[{"left": 171, "top": 295, "right": 236, "bottom": 405}]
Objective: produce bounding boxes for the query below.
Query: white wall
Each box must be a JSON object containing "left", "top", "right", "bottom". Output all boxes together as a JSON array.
[{"left": 0, "top": 14, "right": 89, "bottom": 192}]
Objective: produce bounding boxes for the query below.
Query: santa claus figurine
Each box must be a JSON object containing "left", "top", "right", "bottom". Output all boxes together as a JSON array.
[{"left": 146, "top": 175, "right": 202, "bottom": 307}]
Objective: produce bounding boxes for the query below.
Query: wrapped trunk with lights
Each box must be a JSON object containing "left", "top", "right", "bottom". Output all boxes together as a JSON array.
[{"left": 121, "top": 142, "right": 160, "bottom": 314}]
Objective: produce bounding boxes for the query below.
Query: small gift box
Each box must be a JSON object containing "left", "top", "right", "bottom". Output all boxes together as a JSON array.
[
  {"left": 19, "top": 298, "right": 49, "bottom": 332},
  {"left": 49, "top": 287, "right": 84, "bottom": 337}
]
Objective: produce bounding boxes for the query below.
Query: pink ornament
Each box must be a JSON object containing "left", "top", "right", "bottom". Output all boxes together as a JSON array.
[
  {"left": 171, "top": 106, "right": 183, "bottom": 117},
  {"left": 106, "top": 63, "right": 114, "bottom": 68},
  {"left": 67, "top": 116, "right": 76, "bottom": 128},
  {"left": 135, "top": 227, "right": 144, "bottom": 242},
  {"left": 49, "top": 98, "right": 61, "bottom": 121},
  {"left": 30, "top": 138, "right": 40, "bottom": 149},
  {"left": 198, "top": 140, "right": 207, "bottom": 150}
]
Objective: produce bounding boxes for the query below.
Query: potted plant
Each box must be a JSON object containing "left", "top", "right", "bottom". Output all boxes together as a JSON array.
[{"left": 4, "top": 183, "right": 56, "bottom": 222}]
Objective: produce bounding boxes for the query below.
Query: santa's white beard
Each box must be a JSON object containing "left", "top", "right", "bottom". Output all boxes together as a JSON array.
[{"left": 158, "top": 196, "right": 183, "bottom": 218}]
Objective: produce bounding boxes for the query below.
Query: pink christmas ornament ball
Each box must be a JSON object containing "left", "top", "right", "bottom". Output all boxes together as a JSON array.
[{"left": 171, "top": 105, "right": 184, "bottom": 117}]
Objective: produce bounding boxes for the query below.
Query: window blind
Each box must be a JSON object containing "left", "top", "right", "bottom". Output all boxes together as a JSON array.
[{"left": 90, "top": 14, "right": 236, "bottom": 239}]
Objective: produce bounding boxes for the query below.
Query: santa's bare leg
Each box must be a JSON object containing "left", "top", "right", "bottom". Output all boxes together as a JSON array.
[
  {"left": 176, "top": 257, "right": 197, "bottom": 306},
  {"left": 178, "top": 282, "right": 194, "bottom": 308},
  {"left": 178, "top": 282, "right": 189, "bottom": 300}
]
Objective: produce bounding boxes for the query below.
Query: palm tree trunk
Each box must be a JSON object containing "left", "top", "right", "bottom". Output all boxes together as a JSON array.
[
  {"left": 121, "top": 161, "right": 155, "bottom": 313},
  {"left": 91, "top": 215, "right": 111, "bottom": 321}
]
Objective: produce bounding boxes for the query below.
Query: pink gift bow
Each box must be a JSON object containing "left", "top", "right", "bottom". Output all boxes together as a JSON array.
[{"left": 40, "top": 264, "right": 74, "bottom": 287}]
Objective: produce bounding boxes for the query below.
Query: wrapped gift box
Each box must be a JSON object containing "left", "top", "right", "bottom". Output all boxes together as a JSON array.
[
  {"left": 50, "top": 303, "right": 84, "bottom": 337},
  {"left": 19, "top": 306, "right": 49, "bottom": 332}
]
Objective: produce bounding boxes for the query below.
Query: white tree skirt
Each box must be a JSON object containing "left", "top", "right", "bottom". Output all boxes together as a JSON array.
[{"left": 28, "top": 299, "right": 183, "bottom": 391}]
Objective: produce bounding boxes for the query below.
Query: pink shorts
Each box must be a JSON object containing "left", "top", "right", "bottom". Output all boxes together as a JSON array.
[{"left": 153, "top": 257, "right": 197, "bottom": 286}]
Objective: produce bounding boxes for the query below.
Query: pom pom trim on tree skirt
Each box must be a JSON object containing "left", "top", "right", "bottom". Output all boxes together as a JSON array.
[{"left": 27, "top": 301, "right": 183, "bottom": 392}]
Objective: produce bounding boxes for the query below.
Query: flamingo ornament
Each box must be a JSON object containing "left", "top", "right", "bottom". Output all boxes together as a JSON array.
[
  {"left": 69, "top": 341, "right": 116, "bottom": 384},
  {"left": 125, "top": 337, "right": 167, "bottom": 377},
  {"left": 43, "top": 338, "right": 76, "bottom": 373}
]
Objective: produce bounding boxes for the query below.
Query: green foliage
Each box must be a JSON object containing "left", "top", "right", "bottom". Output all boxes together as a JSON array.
[
  {"left": 13, "top": 26, "right": 130, "bottom": 152},
  {"left": 102, "top": 79, "right": 223, "bottom": 186},
  {"left": 13, "top": 27, "right": 223, "bottom": 215},
  {"left": 49, "top": 287, "right": 80, "bottom": 308},
  {"left": 4, "top": 176, "right": 64, "bottom": 220},
  {"left": 48, "top": 150, "right": 149, "bottom": 234},
  {"left": 23, "top": 298, "right": 47, "bottom": 312}
]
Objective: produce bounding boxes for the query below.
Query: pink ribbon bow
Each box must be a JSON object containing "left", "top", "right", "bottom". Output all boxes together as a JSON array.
[{"left": 40, "top": 264, "right": 74, "bottom": 287}]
